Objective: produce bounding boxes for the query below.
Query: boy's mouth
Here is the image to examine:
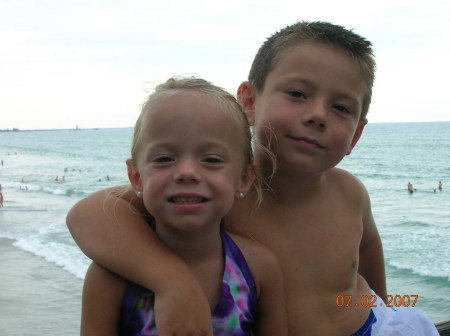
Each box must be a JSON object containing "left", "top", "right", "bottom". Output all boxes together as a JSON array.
[{"left": 289, "top": 135, "right": 325, "bottom": 149}]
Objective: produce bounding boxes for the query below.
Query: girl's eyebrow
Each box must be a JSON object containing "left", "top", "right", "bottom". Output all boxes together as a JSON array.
[{"left": 142, "top": 140, "right": 233, "bottom": 157}]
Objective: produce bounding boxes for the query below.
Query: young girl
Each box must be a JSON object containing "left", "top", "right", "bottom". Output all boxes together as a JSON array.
[{"left": 80, "top": 77, "right": 286, "bottom": 336}]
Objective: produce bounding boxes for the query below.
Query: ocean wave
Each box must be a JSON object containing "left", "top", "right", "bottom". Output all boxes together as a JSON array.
[
  {"left": 41, "top": 186, "right": 83, "bottom": 196},
  {"left": 13, "top": 235, "right": 90, "bottom": 280},
  {"left": 0, "top": 207, "right": 48, "bottom": 212},
  {"left": 0, "top": 232, "right": 20, "bottom": 240},
  {"left": 0, "top": 180, "right": 90, "bottom": 198},
  {"left": 395, "top": 220, "right": 432, "bottom": 228},
  {"left": 388, "top": 260, "right": 450, "bottom": 282}
]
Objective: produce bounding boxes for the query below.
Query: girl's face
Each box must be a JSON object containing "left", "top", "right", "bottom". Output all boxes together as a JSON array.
[{"left": 128, "top": 92, "right": 252, "bottom": 235}]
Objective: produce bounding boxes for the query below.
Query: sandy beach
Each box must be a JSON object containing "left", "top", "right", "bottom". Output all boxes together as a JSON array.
[{"left": 0, "top": 237, "right": 83, "bottom": 336}]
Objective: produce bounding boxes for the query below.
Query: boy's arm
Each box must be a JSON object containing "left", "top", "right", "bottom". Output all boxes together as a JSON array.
[
  {"left": 358, "top": 185, "right": 387, "bottom": 300},
  {"left": 237, "top": 237, "right": 287, "bottom": 336},
  {"left": 254, "top": 254, "right": 287, "bottom": 335},
  {"left": 81, "top": 262, "right": 124, "bottom": 336},
  {"left": 68, "top": 187, "right": 213, "bottom": 336}
]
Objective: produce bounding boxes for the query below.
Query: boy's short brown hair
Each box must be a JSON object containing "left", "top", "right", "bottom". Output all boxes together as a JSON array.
[{"left": 248, "top": 21, "right": 376, "bottom": 121}]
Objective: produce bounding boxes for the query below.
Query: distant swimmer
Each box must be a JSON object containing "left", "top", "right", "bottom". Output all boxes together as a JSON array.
[
  {"left": 55, "top": 176, "right": 59, "bottom": 182},
  {"left": 407, "top": 182, "right": 414, "bottom": 194},
  {"left": 438, "top": 181, "right": 442, "bottom": 190},
  {"left": 0, "top": 192, "right": 3, "bottom": 207}
]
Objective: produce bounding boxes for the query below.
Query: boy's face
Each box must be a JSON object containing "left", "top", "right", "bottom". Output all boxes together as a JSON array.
[{"left": 240, "top": 42, "right": 367, "bottom": 174}]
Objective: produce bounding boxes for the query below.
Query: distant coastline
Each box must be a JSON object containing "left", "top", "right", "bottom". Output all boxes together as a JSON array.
[
  {"left": 0, "top": 127, "right": 132, "bottom": 133},
  {"left": 1, "top": 121, "right": 449, "bottom": 133}
]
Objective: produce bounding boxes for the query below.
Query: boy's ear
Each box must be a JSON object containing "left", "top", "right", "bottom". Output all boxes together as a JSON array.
[
  {"left": 126, "top": 159, "right": 142, "bottom": 192},
  {"left": 346, "top": 120, "right": 367, "bottom": 155},
  {"left": 237, "top": 81, "right": 256, "bottom": 125}
]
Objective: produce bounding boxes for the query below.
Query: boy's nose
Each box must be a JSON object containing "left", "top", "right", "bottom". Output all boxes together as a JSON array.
[{"left": 303, "top": 102, "right": 327, "bottom": 130}]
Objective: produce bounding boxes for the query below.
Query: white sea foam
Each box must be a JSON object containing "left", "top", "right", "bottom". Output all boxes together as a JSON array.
[
  {"left": 388, "top": 260, "right": 450, "bottom": 281},
  {"left": 13, "top": 235, "right": 90, "bottom": 279}
]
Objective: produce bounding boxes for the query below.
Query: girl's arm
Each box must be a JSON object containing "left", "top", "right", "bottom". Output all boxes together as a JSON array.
[
  {"left": 81, "top": 262, "right": 125, "bottom": 336},
  {"left": 68, "top": 187, "right": 213, "bottom": 336}
]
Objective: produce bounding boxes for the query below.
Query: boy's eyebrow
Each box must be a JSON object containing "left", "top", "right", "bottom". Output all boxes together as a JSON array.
[{"left": 277, "top": 75, "right": 309, "bottom": 86}]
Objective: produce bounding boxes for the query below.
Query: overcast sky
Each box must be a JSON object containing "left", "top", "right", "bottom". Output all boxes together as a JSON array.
[{"left": 1, "top": 0, "right": 449, "bottom": 130}]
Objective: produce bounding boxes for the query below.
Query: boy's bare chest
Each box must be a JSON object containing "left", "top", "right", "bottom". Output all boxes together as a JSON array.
[
  {"left": 246, "top": 198, "right": 363, "bottom": 284},
  {"left": 250, "top": 198, "right": 361, "bottom": 243}
]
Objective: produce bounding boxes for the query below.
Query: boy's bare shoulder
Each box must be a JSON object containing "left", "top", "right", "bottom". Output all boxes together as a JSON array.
[
  {"left": 227, "top": 232, "right": 276, "bottom": 261},
  {"left": 226, "top": 232, "right": 280, "bottom": 278},
  {"left": 327, "top": 167, "right": 367, "bottom": 198}
]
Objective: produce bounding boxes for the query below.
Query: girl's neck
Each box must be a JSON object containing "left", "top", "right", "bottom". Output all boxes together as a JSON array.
[
  {"left": 153, "top": 221, "right": 223, "bottom": 265},
  {"left": 153, "top": 220, "right": 225, "bottom": 311}
]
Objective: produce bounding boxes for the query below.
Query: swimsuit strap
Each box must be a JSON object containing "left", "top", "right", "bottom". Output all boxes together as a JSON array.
[
  {"left": 211, "top": 229, "right": 257, "bottom": 334},
  {"left": 219, "top": 229, "right": 257, "bottom": 310}
]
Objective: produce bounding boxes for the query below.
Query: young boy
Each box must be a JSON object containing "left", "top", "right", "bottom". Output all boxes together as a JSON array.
[{"left": 67, "top": 21, "right": 438, "bottom": 335}]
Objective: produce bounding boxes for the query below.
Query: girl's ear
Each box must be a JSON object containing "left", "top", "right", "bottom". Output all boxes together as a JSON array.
[
  {"left": 126, "top": 159, "right": 142, "bottom": 192},
  {"left": 238, "top": 163, "right": 256, "bottom": 197},
  {"left": 237, "top": 81, "right": 256, "bottom": 125},
  {"left": 346, "top": 119, "right": 367, "bottom": 155}
]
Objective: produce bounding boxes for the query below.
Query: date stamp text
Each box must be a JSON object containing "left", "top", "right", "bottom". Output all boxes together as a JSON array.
[{"left": 336, "top": 294, "right": 419, "bottom": 308}]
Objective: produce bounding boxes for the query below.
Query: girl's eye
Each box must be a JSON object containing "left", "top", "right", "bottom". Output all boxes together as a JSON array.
[
  {"left": 154, "top": 156, "right": 173, "bottom": 163},
  {"left": 286, "top": 90, "right": 306, "bottom": 99},
  {"left": 203, "top": 156, "right": 223, "bottom": 164}
]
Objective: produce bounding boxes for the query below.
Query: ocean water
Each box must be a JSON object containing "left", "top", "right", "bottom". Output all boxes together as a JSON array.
[{"left": 0, "top": 123, "right": 449, "bottom": 333}]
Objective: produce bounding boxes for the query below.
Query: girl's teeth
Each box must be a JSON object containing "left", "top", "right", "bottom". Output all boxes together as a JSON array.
[{"left": 172, "top": 197, "right": 203, "bottom": 203}]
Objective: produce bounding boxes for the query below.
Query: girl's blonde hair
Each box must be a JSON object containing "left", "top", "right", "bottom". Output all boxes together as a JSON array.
[{"left": 131, "top": 76, "right": 265, "bottom": 207}]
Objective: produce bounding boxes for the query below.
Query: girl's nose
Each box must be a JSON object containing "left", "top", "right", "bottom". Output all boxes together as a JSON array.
[{"left": 174, "top": 159, "right": 201, "bottom": 183}]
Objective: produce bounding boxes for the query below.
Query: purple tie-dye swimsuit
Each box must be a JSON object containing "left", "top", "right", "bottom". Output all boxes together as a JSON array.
[{"left": 119, "top": 229, "right": 257, "bottom": 335}]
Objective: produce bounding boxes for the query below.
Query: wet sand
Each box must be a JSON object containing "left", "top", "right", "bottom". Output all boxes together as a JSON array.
[{"left": 0, "top": 238, "right": 83, "bottom": 336}]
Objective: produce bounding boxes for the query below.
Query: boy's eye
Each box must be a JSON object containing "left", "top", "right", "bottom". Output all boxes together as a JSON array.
[
  {"left": 333, "top": 104, "right": 350, "bottom": 114},
  {"left": 286, "top": 90, "right": 306, "bottom": 99}
]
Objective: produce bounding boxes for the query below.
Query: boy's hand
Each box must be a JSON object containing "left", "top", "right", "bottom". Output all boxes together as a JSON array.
[{"left": 154, "top": 282, "right": 213, "bottom": 336}]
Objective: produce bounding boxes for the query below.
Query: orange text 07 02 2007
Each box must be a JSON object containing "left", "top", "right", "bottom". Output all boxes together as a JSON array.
[{"left": 336, "top": 294, "right": 419, "bottom": 308}]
